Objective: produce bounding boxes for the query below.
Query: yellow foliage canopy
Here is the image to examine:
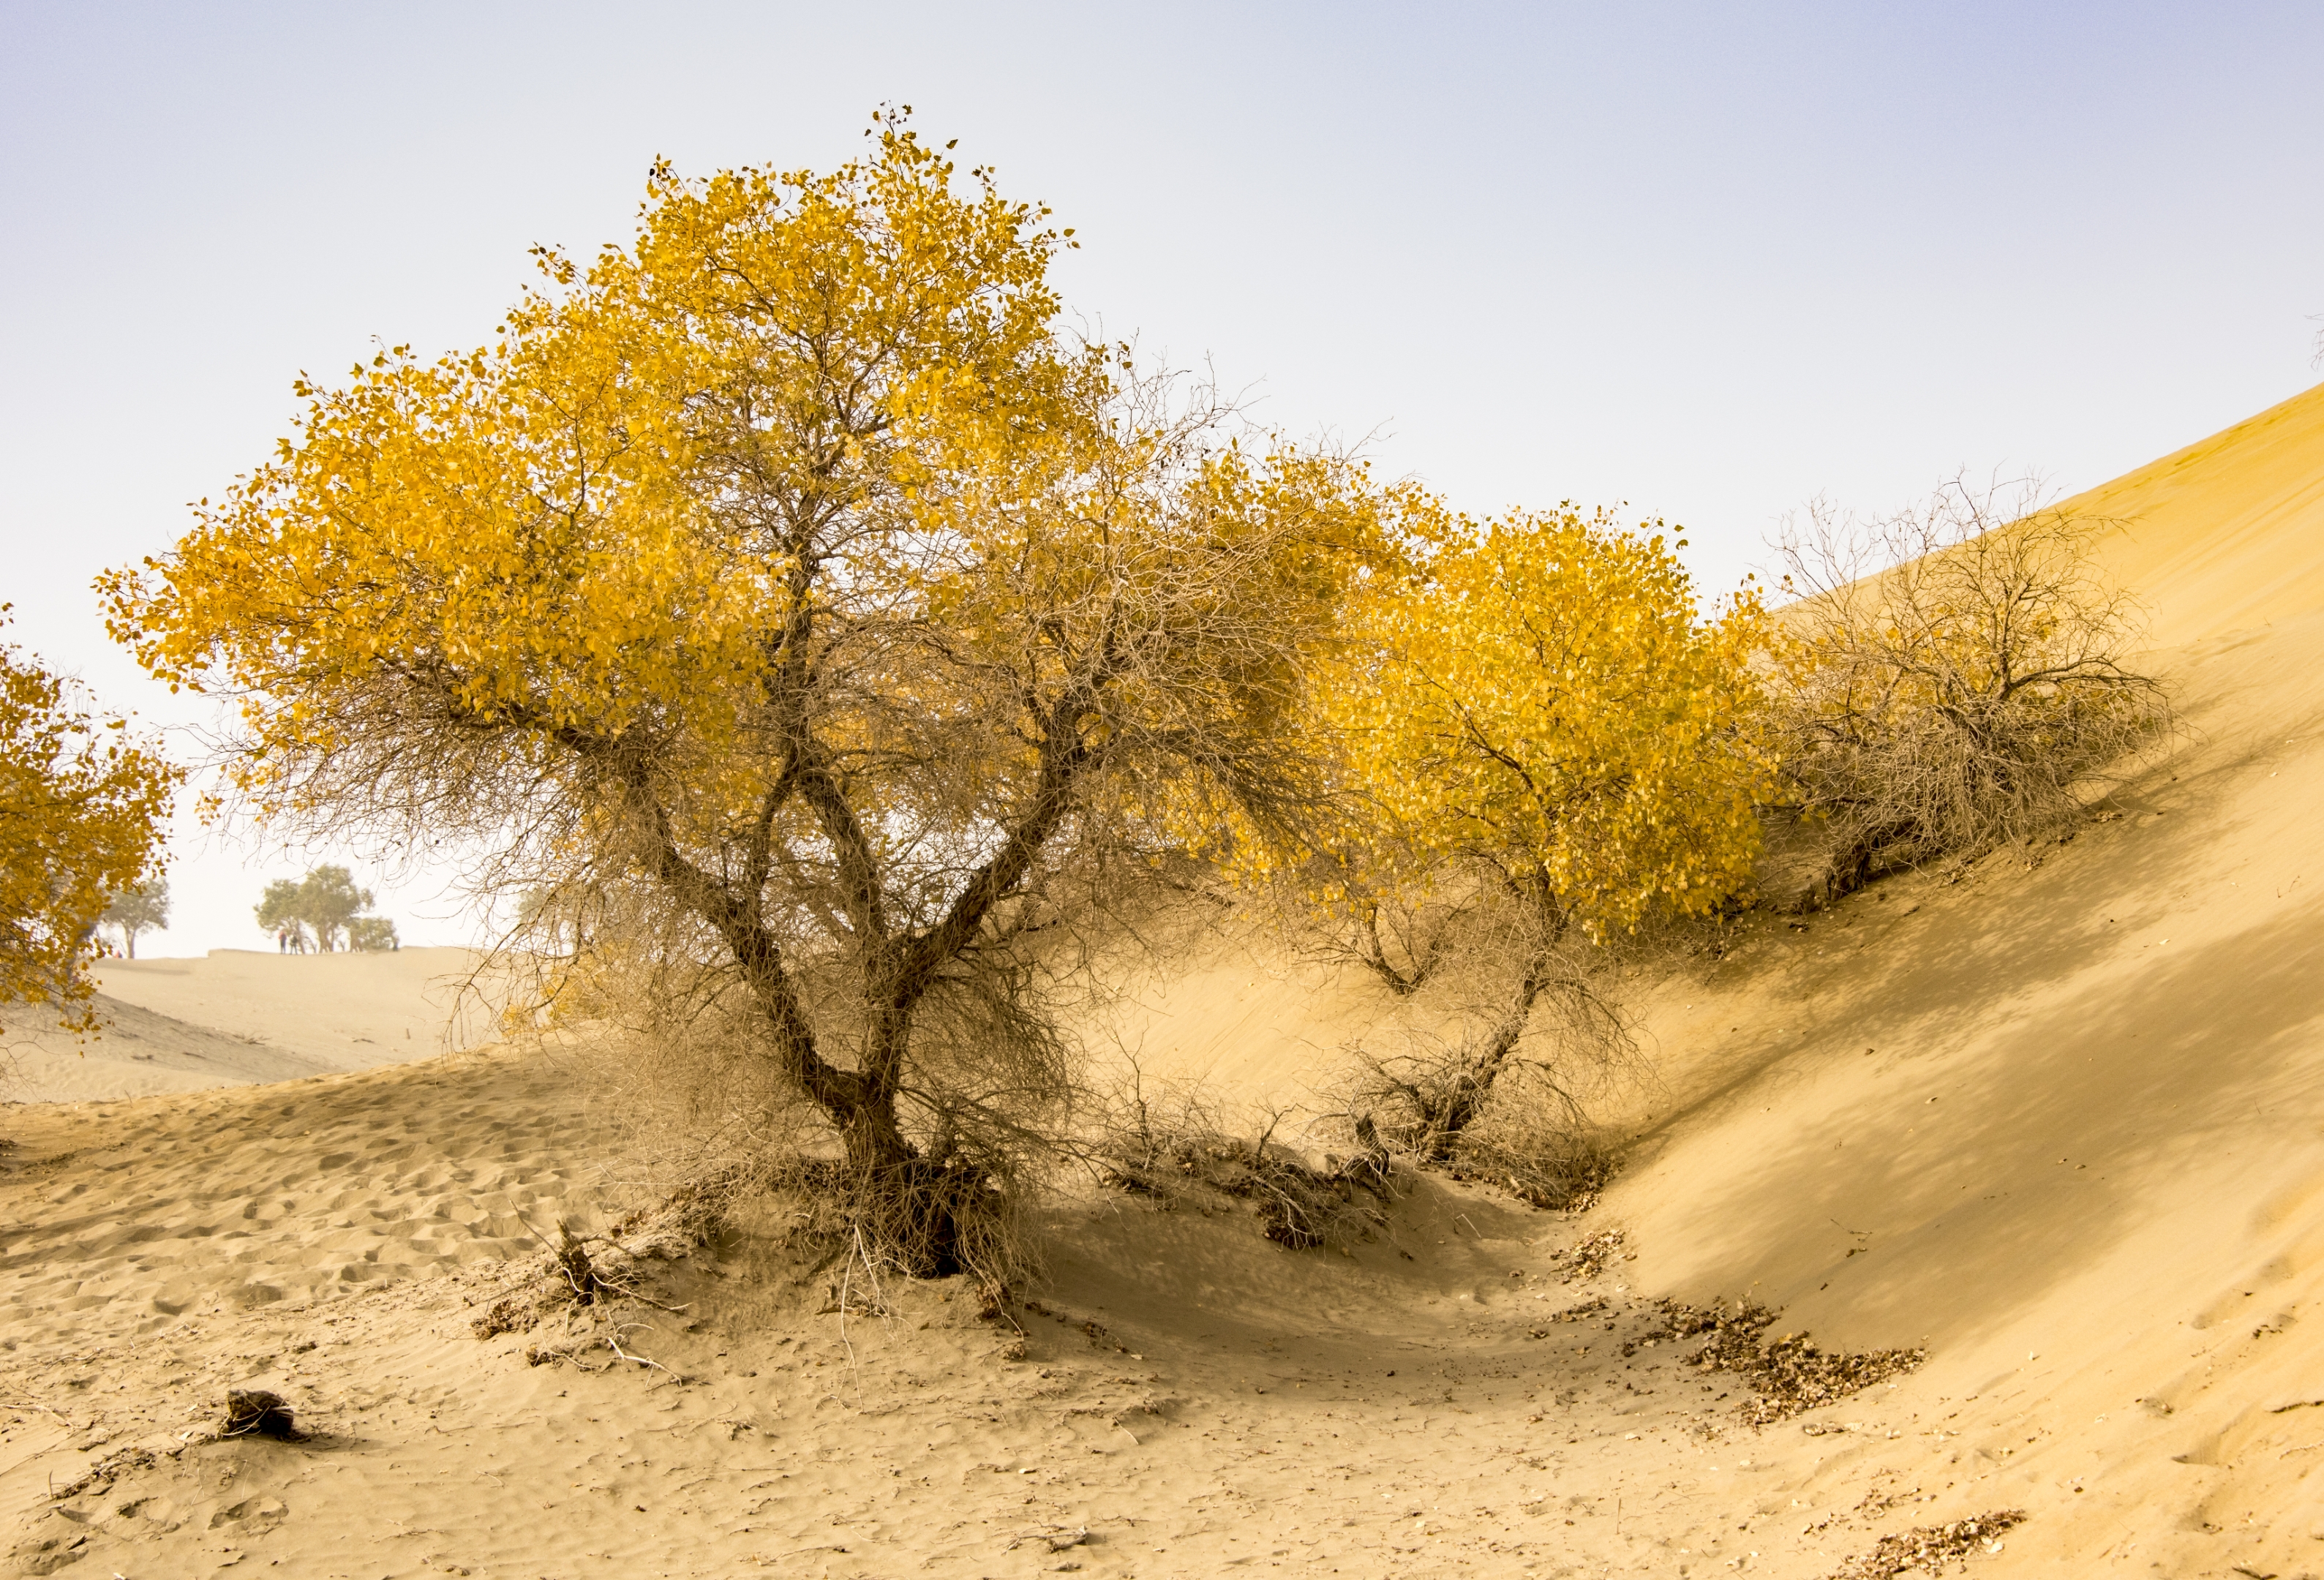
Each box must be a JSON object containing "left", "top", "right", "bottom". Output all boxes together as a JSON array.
[
  {"left": 1296, "top": 508, "right": 1771, "bottom": 1156},
  {"left": 1319, "top": 506, "right": 1772, "bottom": 944}
]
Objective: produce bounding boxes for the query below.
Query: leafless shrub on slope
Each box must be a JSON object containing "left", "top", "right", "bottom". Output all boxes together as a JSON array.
[{"left": 1767, "top": 475, "right": 2171, "bottom": 902}]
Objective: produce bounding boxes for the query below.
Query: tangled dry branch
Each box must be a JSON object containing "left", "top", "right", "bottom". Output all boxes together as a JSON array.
[{"left": 1768, "top": 476, "right": 2171, "bottom": 900}]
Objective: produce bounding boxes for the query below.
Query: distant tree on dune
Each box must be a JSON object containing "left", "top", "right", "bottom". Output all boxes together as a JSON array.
[
  {"left": 255, "top": 877, "right": 312, "bottom": 952},
  {"left": 255, "top": 865, "right": 390, "bottom": 952},
  {"left": 346, "top": 916, "right": 399, "bottom": 952},
  {"left": 0, "top": 613, "right": 178, "bottom": 1033},
  {"left": 99, "top": 873, "right": 170, "bottom": 959},
  {"left": 296, "top": 865, "right": 372, "bottom": 952}
]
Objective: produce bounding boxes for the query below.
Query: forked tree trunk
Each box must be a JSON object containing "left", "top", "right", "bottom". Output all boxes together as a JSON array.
[
  {"left": 612, "top": 623, "right": 1103, "bottom": 1282},
  {"left": 633, "top": 794, "right": 1015, "bottom": 1280},
  {"left": 1355, "top": 900, "right": 1444, "bottom": 998}
]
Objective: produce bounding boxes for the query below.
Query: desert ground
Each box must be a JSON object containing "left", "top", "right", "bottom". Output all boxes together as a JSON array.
[{"left": 6, "top": 382, "right": 2324, "bottom": 1579}]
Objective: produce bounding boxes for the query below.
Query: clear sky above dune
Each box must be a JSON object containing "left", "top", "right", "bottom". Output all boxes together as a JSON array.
[{"left": 4, "top": 1, "right": 2320, "bottom": 956}]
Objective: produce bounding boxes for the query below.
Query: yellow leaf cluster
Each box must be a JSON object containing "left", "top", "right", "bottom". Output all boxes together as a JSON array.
[
  {"left": 0, "top": 616, "right": 179, "bottom": 1031},
  {"left": 98, "top": 124, "right": 1091, "bottom": 841},
  {"left": 1312, "top": 505, "right": 1772, "bottom": 940}
]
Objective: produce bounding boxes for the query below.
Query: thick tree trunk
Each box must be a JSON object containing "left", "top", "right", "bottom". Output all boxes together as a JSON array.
[
  {"left": 839, "top": 1003, "right": 917, "bottom": 1173},
  {"left": 609, "top": 673, "right": 1102, "bottom": 1282}
]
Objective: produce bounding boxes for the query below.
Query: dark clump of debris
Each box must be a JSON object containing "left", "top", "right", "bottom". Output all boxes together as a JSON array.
[
  {"left": 1658, "top": 1298, "right": 1925, "bottom": 1423},
  {"left": 223, "top": 1388, "right": 303, "bottom": 1440},
  {"left": 471, "top": 1293, "right": 536, "bottom": 1339},
  {"left": 1020, "top": 1298, "right": 1132, "bottom": 1355},
  {"left": 1437, "top": 1135, "right": 1614, "bottom": 1213},
  {"left": 1546, "top": 1228, "right": 1628, "bottom": 1283},
  {"left": 1827, "top": 1510, "right": 2025, "bottom": 1577}
]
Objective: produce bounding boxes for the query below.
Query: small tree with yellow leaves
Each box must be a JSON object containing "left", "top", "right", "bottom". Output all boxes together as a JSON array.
[
  {"left": 1312, "top": 508, "right": 1770, "bottom": 1164},
  {"left": 1, "top": 617, "right": 178, "bottom": 1031},
  {"left": 104, "top": 117, "right": 1379, "bottom": 1284}
]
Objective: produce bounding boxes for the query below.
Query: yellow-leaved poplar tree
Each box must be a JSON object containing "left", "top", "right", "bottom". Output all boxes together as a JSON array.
[
  {"left": 1, "top": 615, "right": 178, "bottom": 1033},
  {"left": 1314, "top": 507, "right": 1771, "bottom": 1158},
  {"left": 102, "top": 116, "right": 1382, "bottom": 1281}
]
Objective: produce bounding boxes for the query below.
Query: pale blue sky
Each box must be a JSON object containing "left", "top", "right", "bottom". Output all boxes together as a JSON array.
[{"left": 4, "top": 2, "right": 2319, "bottom": 955}]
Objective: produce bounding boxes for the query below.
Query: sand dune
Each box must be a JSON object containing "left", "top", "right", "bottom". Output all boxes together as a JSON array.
[
  {"left": 1, "top": 992, "right": 341, "bottom": 1103},
  {"left": 90, "top": 947, "right": 509, "bottom": 1070},
  {"left": 4, "top": 383, "right": 2323, "bottom": 1578},
  {"left": 3, "top": 949, "right": 511, "bottom": 1105},
  {"left": 2072, "top": 379, "right": 2324, "bottom": 648}
]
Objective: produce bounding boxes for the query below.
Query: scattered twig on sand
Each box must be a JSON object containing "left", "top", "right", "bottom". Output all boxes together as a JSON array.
[
  {"left": 523, "top": 1322, "right": 682, "bottom": 1380},
  {"left": 45, "top": 1442, "right": 162, "bottom": 1502},
  {"left": 833, "top": 1227, "right": 874, "bottom": 1398},
  {"left": 1006, "top": 1523, "right": 1091, "bottom": 1554},
  {"left": 603, "top": 1325, "right": 674, "bottom": 1378}
]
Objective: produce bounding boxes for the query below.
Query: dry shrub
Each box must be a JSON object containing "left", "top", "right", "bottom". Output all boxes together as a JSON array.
[
  {"left": 1769, "top": 475, "right": 2171, "bottom": 902},
  {"left": 469, "top": 1159, "right": 756, "bottom": 1343},
  {"left": 1094, "top": 1076, "right": 1394, "bottom": 1252},
  {"left": 1658, "top": 1298, "right": 1925, "bottom": 1423},
  {"left": 1827, "top": 1511, "right": 2026, "bottom": 1579},
  {"left": 1449, "top": 1061, "right": 1622, "bottom": 1210}
]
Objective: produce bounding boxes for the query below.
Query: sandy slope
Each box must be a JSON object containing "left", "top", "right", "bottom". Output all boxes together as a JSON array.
[
  {"left": 89, "top": 948, "right": 508, "bottom": 1069},
  {"left": 1, "top": 993, "right": 341, "bottom": 1102},
  {"left": 2072, "top": 378, "right": 2324, "bottom": 647},
  {"left": 2, "top": 949, "right": 508, "bottom": 1105},
  {"left": 4, "top": 381, "right": 2323, "bottom": 1579},
  {"left": 0, "top": 1046, "right": 1934, "bottom": 1580}
]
